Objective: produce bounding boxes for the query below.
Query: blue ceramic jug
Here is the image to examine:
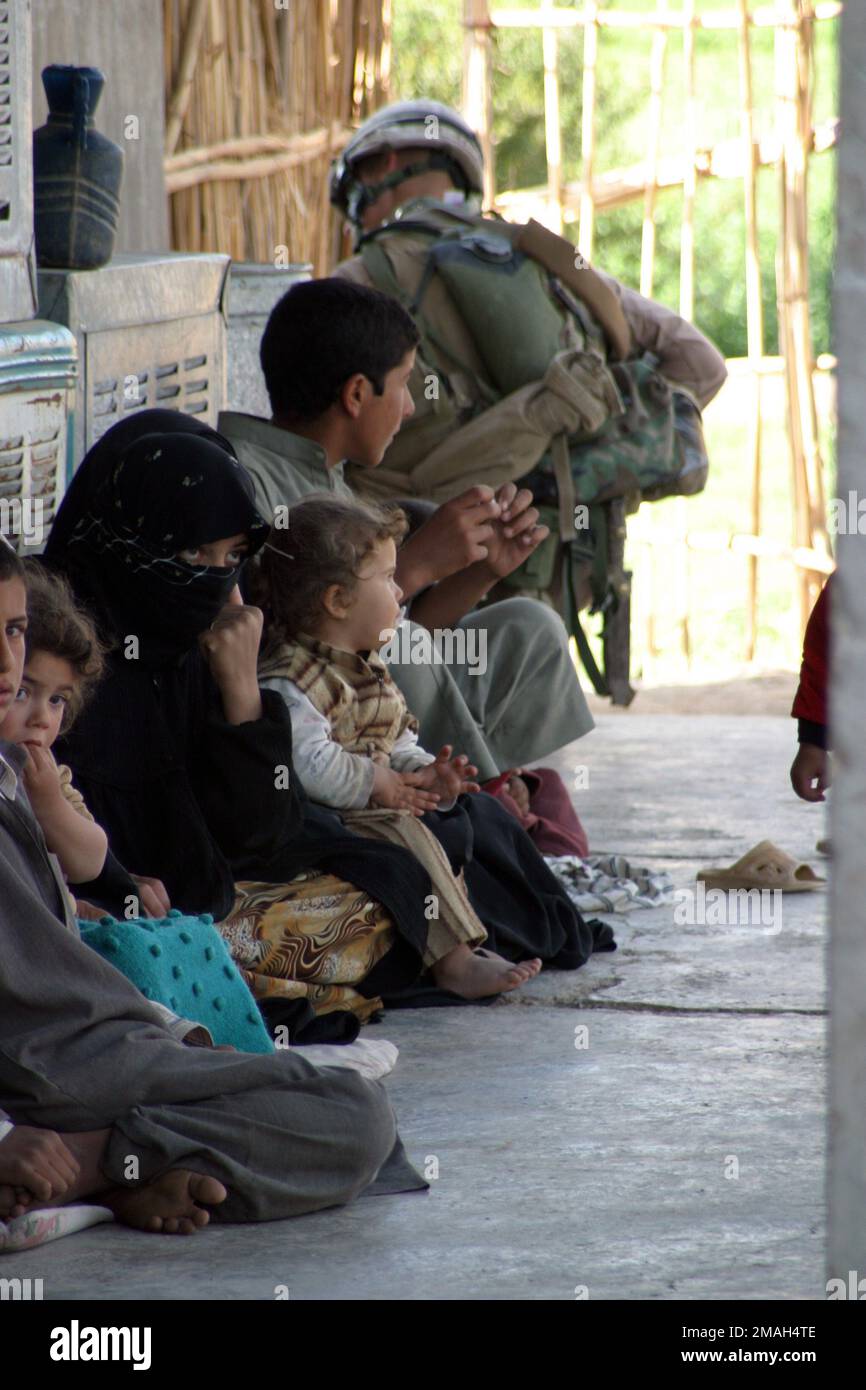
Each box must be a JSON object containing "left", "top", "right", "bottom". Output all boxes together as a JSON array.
[{"left": 33, "top": 65, "right": 123, "bottom": 270}]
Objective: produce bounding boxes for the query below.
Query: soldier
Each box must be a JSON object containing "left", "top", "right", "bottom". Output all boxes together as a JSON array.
[{"left": 329, "top": 99, "right": 728, "bottom": 701}]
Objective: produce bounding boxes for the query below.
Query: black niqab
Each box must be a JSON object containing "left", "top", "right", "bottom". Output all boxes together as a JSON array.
[{"left": 45, "top": 410, "right": 268, "bottom": 664}]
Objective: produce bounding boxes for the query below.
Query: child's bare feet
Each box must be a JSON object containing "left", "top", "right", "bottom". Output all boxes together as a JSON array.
[
  {"left": 431, "top": 943, "right": 542, "bottom": 999},
  {"left": 105, "top": 1170, "right": 227, "bottom": 1235}
]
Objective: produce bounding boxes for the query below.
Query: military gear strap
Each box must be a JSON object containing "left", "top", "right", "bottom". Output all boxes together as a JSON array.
[
  {"left": 360, "top": 235, "right": 499, "bottom": 409},
  {"left": 551, "top": 433, "right": 575, "bottom": 543},
  {"left": 514, "top": 220, "right": 632, "bottom": 362}
]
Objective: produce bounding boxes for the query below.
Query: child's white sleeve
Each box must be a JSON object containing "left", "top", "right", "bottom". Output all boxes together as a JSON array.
[
  {"left": 389, "top": 724, "right": 436, "bottom": 774},
  {"left": 259, "top": 675, "right": 376, "bottom": 809}
]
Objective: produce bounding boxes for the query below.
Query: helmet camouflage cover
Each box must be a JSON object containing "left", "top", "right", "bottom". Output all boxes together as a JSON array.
[{"left": 330, "top": 99, "right": 484, "bottom": 227}]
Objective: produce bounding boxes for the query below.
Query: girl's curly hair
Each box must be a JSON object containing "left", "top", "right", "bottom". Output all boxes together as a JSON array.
[
  {"left": 251, "top": 493, "right": 408, "bottom": 655},
  {"left": 21, "top": 560, "right": 107, "bottom": 730}
]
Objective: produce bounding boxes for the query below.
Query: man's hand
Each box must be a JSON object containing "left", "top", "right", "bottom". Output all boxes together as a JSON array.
[
  {"left": 369, "top": 763, "right": 440, "bottom": 816},
  {"left": 406, "top": 746, "right": 480, "bottom": 802},
  {"left": 790, "top": 743, "right": 831, "bottom": 802},
  {"left": 397, "top": 486, "right": 503, "bottom": 595},
  {"left": 0, "top": 1126, "right": 80, "bottom": 1215},
  {"left": 131, "top": 874, "right": 171, "bottom": 918},
  {"left": 21, "top": 744, "right": 65, "bottom": 816},
  {"left": 469, "top": 482, "right": 549, "bottom": 583},
  {"left": 198, "top": 588, "right": 264, "bottom": 724}
]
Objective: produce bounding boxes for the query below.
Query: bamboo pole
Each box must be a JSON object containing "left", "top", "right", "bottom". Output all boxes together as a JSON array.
[
  {"left": 165, "top": 127, "right": 349, "bottom": 177},
  {"left": 489, "top": 3, "right": 842, "bottom": 30},
  {"left": 738, "top": 0, "right": 764, "bottom": 662},
  {"left": 627, "top": 525, "right": 835, "bottom": 576},
  {"left": 541, "top": 3, "right": 563, "bottom": 234},
  {"left": 494, "top": 117, "right": 837, "bottom": 219},
  {"left": 640, "top": 2, "right": 668, "bottom": 298},
  {"left": 165, "top": 132, "right": 352, "bottom": 194},
  {"left": 674, "top": 0, "right": 698, "bottom": 663},
  {"left": 164, "top": 0, "right": 209, "bottom": 156},
  {"left": 679, "top": 0, "right": 697, "bottom": 322},
  {"left": 462, "top": 0, "right": 496, "bottom": 209},
  {"left": 578, "top": 0, "right": 599, "bottom": 263},
  {"left": 790, "top": 2, "right": 829, "bottom": 570},
  {"left": 775, "top": 0, "right": 824, "bottom": 633}
]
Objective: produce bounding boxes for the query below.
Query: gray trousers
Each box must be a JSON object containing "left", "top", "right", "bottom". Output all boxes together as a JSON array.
[
  {"left": 0, "top": 799, "right": 424, "bottom": 1223},
  {"left": 387, "top": 597, "right": 593, "bottom": 781}
]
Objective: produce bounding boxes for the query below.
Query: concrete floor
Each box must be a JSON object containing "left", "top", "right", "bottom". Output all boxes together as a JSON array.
[{"left": 6, "top": 712, "right": 827, "bottom": 1300}]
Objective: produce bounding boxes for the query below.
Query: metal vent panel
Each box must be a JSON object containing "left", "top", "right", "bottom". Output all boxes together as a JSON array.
[{"left": 86, "top": 315, "right": 223, "bottom": 448}]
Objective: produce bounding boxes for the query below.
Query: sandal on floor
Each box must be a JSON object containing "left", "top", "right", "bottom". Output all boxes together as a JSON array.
[{"left": 697, "top": 840, "right": 825, "bottom": 893}]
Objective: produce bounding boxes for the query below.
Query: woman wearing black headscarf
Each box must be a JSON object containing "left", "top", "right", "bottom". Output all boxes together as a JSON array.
[{"left": 45, "top": 411, "right": 430, "bottom": 1038}]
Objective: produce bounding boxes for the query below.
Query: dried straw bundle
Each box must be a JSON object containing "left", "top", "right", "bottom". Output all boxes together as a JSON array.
[{"left": 162, "top": 0, "right": 391, "bottom": 272}]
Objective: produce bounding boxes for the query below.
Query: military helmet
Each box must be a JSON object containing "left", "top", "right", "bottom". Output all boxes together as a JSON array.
[{"left": 330, "top": 100, "right": 484, "bottom": 227}]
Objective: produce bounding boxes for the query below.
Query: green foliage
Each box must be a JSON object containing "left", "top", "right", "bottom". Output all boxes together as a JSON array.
[{"left": 390, "top": 0, "right": 838, "bottom": 358}]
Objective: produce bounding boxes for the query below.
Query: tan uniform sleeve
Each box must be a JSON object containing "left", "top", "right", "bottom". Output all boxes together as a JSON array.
[
  {"left": 57, "top": 762, "right": 95, "bottom": 822},
  {"left": 597, "top": 271, "right": 727, "bottom": 409}
]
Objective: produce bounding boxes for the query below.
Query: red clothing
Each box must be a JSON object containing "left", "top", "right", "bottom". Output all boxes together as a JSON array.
[
  {"left": 481, "top": 767, "right": 589, "bottom": 858},
  {"left": 792, "top": 577, "right": 831, "bottom": 730}
]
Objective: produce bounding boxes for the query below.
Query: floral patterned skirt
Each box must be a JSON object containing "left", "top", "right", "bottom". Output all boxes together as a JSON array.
[{"left": 218, "top": 870, "right": 397, "bottom": 1023}]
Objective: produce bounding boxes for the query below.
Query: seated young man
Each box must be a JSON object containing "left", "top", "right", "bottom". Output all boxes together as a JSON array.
[{"left": 219, "top": 278, "right": 594, "bottom": 782}]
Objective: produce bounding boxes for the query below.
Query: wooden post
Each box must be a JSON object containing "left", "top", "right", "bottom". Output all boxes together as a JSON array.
[
  {"left": 541, "top": 3, "right": 564, "bottom": 233},
  {"left": 829, "top": 0, "right": 866, "bottom": 1284},
  {"left": 578, "top": 0, "right": 599, "bottom": 263},
  {"left": 463, "top": 0, "right": 496, "bottom": 209},
  {"left": 738, "top": 0, "right": 765, "bottom": 662}
]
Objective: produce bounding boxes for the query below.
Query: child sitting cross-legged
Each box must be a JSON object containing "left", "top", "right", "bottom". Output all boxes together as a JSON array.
[{"left": 252, "top": 494, "right": 548, "bottom": 1000}]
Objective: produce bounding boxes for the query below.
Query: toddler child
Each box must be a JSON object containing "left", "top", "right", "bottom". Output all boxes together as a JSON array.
[
  {"left": 0, "top": 561, "right": 108, "bottom": 886},
  {"left": 253, "top": 494, "right": 543, "bottom": 999}
]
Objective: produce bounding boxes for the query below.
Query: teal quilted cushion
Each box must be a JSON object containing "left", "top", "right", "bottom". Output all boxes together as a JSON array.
[{"left": 79, "top": 909, "right": 274, "bottom": 1054}]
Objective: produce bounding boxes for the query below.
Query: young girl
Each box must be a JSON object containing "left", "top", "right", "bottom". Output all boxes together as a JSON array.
[
  {"left": 0, "top": 562, "right": 108, "bottom": 886},
  {"left": 254, "top": 494, "right": 610, "bottom": 998}
]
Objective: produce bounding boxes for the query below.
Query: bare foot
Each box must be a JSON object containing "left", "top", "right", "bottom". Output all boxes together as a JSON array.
[
  {"left": 432, "top": 943, "right": 542, "bottom": 999},
  {"left": 105, "top": 1170, "right": 227, "bottom": 1235}
]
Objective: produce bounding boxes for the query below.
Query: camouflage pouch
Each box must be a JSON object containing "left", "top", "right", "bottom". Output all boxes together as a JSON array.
[{"left": 563, "top": 354, "right": 708, "bottom": 504}]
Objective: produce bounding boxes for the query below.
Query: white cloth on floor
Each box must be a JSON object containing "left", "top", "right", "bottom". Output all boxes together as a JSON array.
[
  {"left": 293, "top": 1038, "right": 399, "bottom": 1081},
  {"left": 0, "top": 1204, "right": 114, "bottom": 1253},
  {"left": 545, "top": 853, "right": 675, "bottom": 913}
]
